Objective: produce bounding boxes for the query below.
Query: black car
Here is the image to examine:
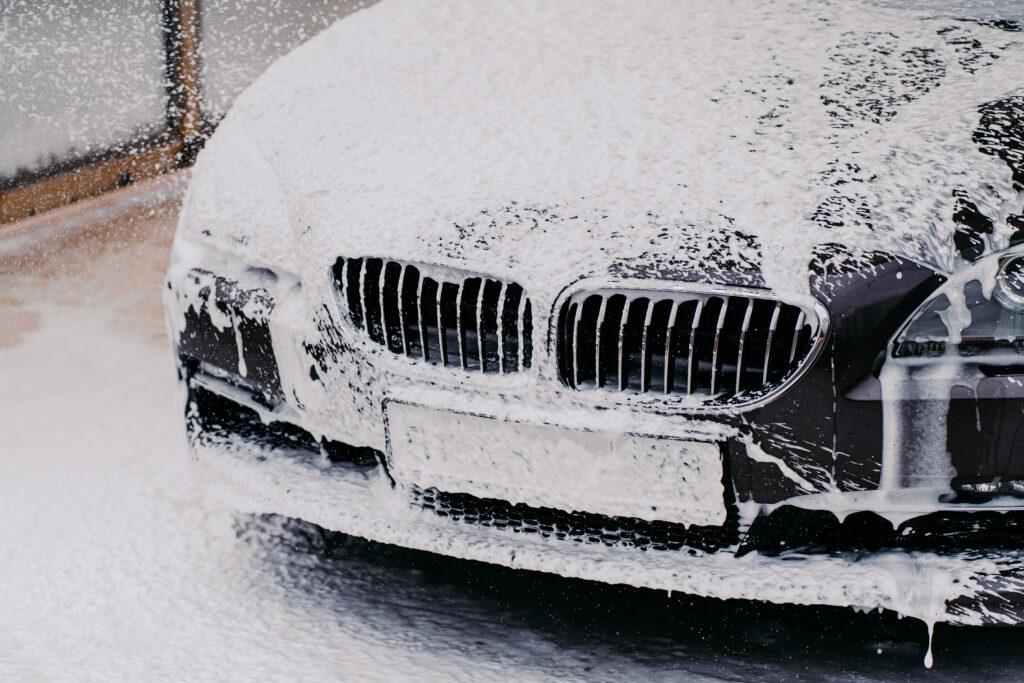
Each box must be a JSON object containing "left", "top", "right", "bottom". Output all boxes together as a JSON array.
[{"left": 165, "top": 0, "right": 1024, "bottom": 641}]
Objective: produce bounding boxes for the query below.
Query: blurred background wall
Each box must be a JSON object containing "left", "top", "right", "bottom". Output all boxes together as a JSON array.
[{"left": 0, "top": 0, "right": 372, "bottom": 225}]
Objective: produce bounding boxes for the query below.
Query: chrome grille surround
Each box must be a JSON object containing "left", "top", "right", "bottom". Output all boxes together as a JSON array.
[
  {"left": 555, "top": 282, "right": 825, "bottom": 405},
  {"left": 332, "top": 257, "right": 532, "bottom": 373}
]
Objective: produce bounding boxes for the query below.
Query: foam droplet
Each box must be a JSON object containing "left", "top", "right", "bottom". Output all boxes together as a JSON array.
[{"left": 924, "top": 621, "right": 935, "bottom": 669}]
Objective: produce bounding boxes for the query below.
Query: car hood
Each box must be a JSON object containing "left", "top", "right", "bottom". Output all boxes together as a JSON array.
[{"left": 182, "top": 0, "right": 1024, "bottom": 304}]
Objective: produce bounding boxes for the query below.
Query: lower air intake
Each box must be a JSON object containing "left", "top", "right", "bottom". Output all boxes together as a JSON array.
[
  {"left": 556, "top": 287, "right": 820, "bottom": 402},
  {"left": 332, "top": 257, "right": 532, "bottom": 374},
  {"left": 410, "top": 487, "right": 737, "bottom": 553}
]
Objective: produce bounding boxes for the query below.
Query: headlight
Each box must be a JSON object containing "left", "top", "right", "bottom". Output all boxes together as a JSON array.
[
  {"left": 993, "top": 255, "right": 1024, "bottom": 312},
  {"left": 172, "top": 267, "right": 284, "bottom": 404},
  {"left": 894, "top": 252, "right": 1024, "bottom": 360}
]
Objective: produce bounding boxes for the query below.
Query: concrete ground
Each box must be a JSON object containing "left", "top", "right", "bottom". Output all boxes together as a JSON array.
[{"left": 2, "top": 175, "right": 1024, "bottom": 681}]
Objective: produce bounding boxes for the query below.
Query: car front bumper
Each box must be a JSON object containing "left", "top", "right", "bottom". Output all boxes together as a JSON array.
[{"left": 186, "top": 384, "right": 1024, "bottom": 627}]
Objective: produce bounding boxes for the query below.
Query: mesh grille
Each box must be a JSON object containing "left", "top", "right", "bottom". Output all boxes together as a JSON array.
[
  {"left": 410, "top": 486, "right": 737, "bottom": 553},
  {"left": 557, "top": 289, "right": 817, "bottom": 400},
  {"left": 332, "top": 257, "right": 532, "bottom": 373}
]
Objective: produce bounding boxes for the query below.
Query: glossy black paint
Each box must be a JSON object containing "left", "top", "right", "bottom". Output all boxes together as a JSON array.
[
  {"left": 175, "top": 271, "right": 283, "bottom": 402},
  {"left": 721, "top": 247, "right": 946, "bottom": 502},
  {"left": 949, "top": 397, "right": 1024, "bottom": 483}
]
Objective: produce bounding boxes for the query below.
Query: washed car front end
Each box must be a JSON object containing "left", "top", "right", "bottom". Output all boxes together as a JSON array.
[{"left": 165, "top": 0, "right": 1024, "bottom": 629}]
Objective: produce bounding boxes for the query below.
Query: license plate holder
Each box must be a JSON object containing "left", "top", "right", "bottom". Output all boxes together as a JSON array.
[{"left": 384, "top": 401, "right": 726, "bottom": 527}]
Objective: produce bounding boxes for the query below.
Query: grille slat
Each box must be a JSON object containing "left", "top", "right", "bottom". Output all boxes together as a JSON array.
[
  {"left": 403, "top": 266, "right": 422, "bottom": 358},
  {"left": 383, "top": 262, "right": 404, "bottom": 353},
  {"left": 694, "top": 298, "right": 721, "bottom": 392},
  {"left": 435, "top": 282, "right": 448, "bottom": 366},
  {"left": 571, "top": 301, "right": 584, "bottom": 387},
  {"left": 559, "top": 288, "right": 818, "bottom": 403},
  {"left": 500, "top": 284, "right": 524, "bottom": 372},
  {"left": 574, "top": 296, "right": 601, "bottom": 387},
  {"left": 347, "top": 258, "right": 364, "bottom": 329},
  {"left": 645, "top": 299, "right": 673, "bottom": 393},
  {"left": 617, "top": 298, "right": 632, "bottom": 391},
  {"left": 441, "top": 282, "right": 461, "bottom": 366},
  {"left": 496, "top": 282, "right": 507, "bottom": 374},
  {"left": 396, "top": 265, "right": 408, "bottom": 354},
  {"left": 597, "top": 295, "right": 626, "bottom": 389},
  {"left": 333, "top": 257, "right": 531, "bottom": 375},
  {"left": 421, "top": 277, "right": 442, "bottom": 362},
  {"left": 416, "top": 275, "right": 429, "bottom": 362},
  {"left": 468, "top": 278, "right": 483, "bottom": 372},
  {"left": 763, "top": 302, "right": 781, "bottom": 384},
  {"left": 716, "top": 297, "right": 748, "bottom": 394},
  {"left": 735, "top": 299, "right": 753, "bottom": 394},
  {"left": 686, "top": 299, "right": 703, "bottom": 395},
  {"left": 709, "top": 301, "right": 728, "bottom": 395},
  {"left": 377, "top": 261, "right": 388, "bottom": 349},
  {"left": 480, "top": 279, "right": 502, "bottom": 373},
  {"left": 363, "top": 259, "right": 385, "bottom": 345},
  {"left": 457, "top": 279, "right": 477, "bottom": 370},
  {"left": 789, "top": 310, "right": 806, "bottom": 364},
  {"left": 521, "top": 299, "right": 533, "bottom": 369},
  {"left": 737, "top": 299, "right": 772, "bottom": 388},
  {"left": 456, "top": 282, "right": 467, "bottom": 369},
  {"left": 516, "top": 290, "right": 529, "bottom": 371},
  {"left": 640, "top": 302, "right": 654, "bottom": 393},
  {"left": 624, "top": 298, "right": 649, "bottom": 391},
  {"left": 663, "top": 300, "right": 680, "bottom": 394},
  {"left": 336, "top": 257, "right": 350, "bottom": 313},
  {"left": 594, "top": 297, "right": 609, "bottom": 389}
]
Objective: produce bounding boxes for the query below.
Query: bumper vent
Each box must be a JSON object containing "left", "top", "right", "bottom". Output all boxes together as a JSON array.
[
  {"left": 410, "top": 486, "right": 738, "bottom": 553},
  {"left": 332, "top": 257, "right": 532, "bottom": 373},
  {"left": 556, "top": 288, "right": 819, "bottom": 402}
]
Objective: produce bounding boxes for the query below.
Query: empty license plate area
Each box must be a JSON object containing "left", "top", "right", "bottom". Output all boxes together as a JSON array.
[{"left": 384, "top": 401, "right": 726, "bottom": 527}]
